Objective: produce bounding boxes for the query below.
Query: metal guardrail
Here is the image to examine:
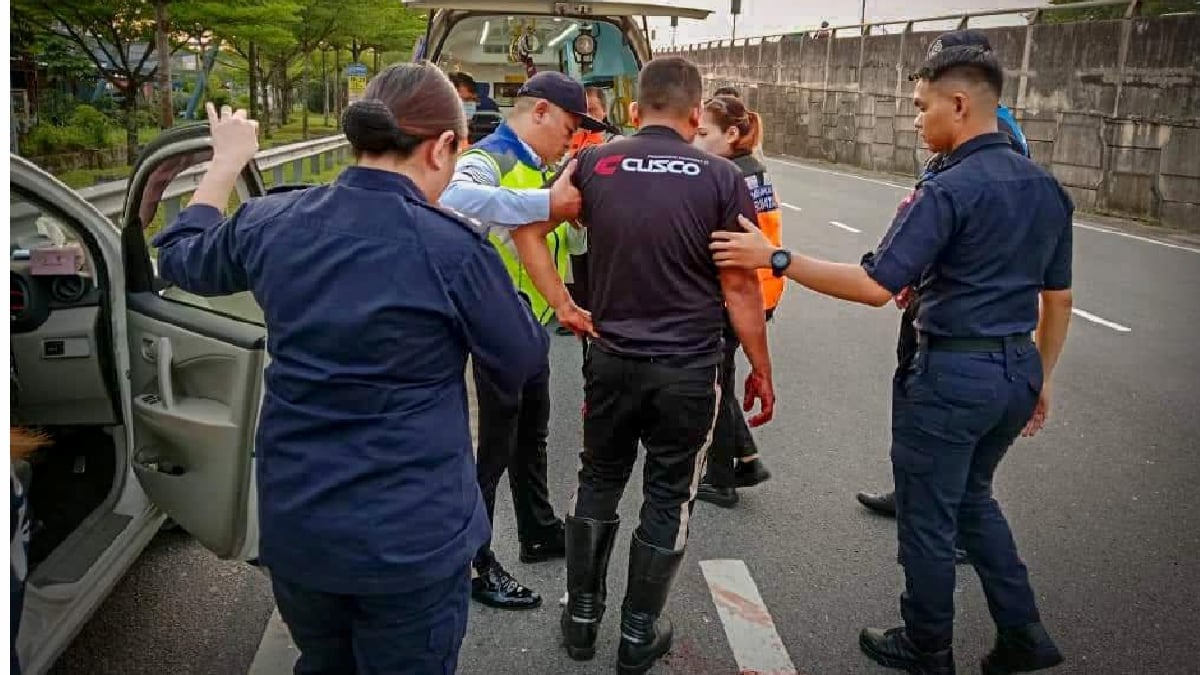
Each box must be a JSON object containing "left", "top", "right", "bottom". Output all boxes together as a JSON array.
[
  {"left": 656, "top": 0, "right": 1146, "bottom": 51},
  {"left": 75, "top": 134, "right": 351, "bottom": 220}
]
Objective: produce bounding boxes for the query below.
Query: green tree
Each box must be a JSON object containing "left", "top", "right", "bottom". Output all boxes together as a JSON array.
[{"left": 12, "top": 0, "right": 196, "bottom": 160}]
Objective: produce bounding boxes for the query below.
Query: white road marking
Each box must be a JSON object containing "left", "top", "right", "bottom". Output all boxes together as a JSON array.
[
  {"left": 1073, "top": 308, "right": 1132, "bottom": 333},
  {"left": 781, "top": 202, "right": 803, "bottom": 212},
  {"left": 766, "top": 156, "right": 909, "bottom": 190},
  {"left": 767, "top": 156, "right": 1200, "bottom": 254},
  {"left": 1073, "top": 221, "right": 1200, "bottom": 255},
  {"left": 829, "top": 220, "right": 862, "bottom": 234},
  {"left": 700, "top": 559, "right": 799, "bottom": 675}
]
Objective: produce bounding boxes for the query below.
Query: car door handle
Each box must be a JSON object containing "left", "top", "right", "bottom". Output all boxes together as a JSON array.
[{"left": 156, "top": 336, "right": 176, "bottom": 411}]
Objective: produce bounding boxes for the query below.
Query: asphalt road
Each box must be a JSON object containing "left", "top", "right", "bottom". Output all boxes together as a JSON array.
[{"left": 50, "top": 156, "right": 1200, "bottom": 675}]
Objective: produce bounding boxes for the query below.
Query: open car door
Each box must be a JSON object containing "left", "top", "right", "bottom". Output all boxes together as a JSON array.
[{"left": 120, "top": 123, "right": 268, "bottom": 560}]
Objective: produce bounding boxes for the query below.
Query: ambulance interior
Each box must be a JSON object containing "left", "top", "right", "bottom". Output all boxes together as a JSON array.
[{"left": 432, "top": 15, "right": 642, "bottom": 140}]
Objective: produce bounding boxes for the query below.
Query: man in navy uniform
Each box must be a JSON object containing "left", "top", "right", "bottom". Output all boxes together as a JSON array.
[
  {"left": 712, "top": 44, "right": 1072, "bottom": 674},
  {"left": 856, "top": 29, "right": 1031, "bottom": 526}
]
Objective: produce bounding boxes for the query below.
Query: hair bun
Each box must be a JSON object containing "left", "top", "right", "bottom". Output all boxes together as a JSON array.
[{"left": 342, "top": 99, "right": 402, "bottom": 153}]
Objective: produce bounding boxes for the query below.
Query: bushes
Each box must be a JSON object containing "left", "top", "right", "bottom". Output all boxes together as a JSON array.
[{"left": 20, "top": 105, "right": 114, "bottom": 156}]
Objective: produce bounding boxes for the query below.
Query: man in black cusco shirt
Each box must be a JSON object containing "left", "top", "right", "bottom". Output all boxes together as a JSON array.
[{"left": 510, "top": 57, "right": 775, "bottom": 675}]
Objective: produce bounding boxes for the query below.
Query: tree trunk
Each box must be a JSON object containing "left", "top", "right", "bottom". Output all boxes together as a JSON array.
[
  {"left": 248, "top": 42, "right": 259, "bottom": 120},
  {"left": 280, "top": 62, "right": 292, "bottom": 126},
  {"left": 122, "top": 90, "right": 139, "bottom": 162},
  {"left": 373, "top": 48, "right": 380, "bottom": 74},
  {"left": 301, "top": 51, "right": 311, "bottom": 139},
  {"left": 155, "top": 0, "right": 173, "bottom": 129},
  {"left": 334, "top": 49, "right": 342, "bottom": 119},
  {"left": 351, "top": 39, "right": 362, "bottom": 65},
  {"left": 322, "top": 48, "right": 329, "bottom": 127},
  {"left": 261, "top": 69, "right": 273, "bottom": 140}
]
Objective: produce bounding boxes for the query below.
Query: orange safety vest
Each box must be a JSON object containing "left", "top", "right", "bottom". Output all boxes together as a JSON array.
[
  {"left": 733, "top": 153, "right": 785, "bottom": 312},
  {"left": 570, "top": 130, "right": 605, "bottom": 154}
]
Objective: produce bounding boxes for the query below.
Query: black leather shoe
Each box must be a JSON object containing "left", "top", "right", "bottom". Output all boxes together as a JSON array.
[
  {"left": 857, "top": 490, "right": 897, "bottom": 517},
  {"left": 859, "top": 627, "right": 955, "bottom": 674},
  {"left": 471, "top": 561, "right": 542, "bottom": 610},
  {"left": 955, "top": 547, "right": 969, "bottom": 565},
  {"left": 735, "top": 458, "right": 772, "bottom": 488},
  {"left": 696, "top": 483, "right": 739, "bottom": 508},
  {"left": 520, "top": 521, "right": 567, "bottom": 563},
  {"left": 616, "top": 535, "right": 684, "bottom": 675},
  {"left": 561, "top": 516, "right": 620, "bottom": 661},
  {"left": 981, "top": 623, "right": 1063, "bottom": 674}
]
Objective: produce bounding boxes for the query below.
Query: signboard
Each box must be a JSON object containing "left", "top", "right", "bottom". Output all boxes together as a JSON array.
[{"left": 346, "top": 63, "right": 369, "bottom": 103}]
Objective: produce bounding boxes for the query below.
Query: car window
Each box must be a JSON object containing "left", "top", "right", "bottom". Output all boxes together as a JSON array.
[{"left": 134, "top": 151, "right": 264, "bottom": 326}]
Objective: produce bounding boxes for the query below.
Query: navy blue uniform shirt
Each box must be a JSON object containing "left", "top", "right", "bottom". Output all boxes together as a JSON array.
[
  {"left": 152, "top": 167, "right": 549, "bottom": 595},
  {"left": 863, "top": 132, "right": 1073, "bottom": 337}
]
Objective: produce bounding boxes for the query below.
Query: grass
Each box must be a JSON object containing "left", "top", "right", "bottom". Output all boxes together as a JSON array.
[{"left": 48, "top": 115, "right": 343, "bottom": 189}]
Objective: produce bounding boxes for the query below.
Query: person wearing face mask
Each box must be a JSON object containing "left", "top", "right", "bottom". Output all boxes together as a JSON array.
[
  {"left": 450, "top": 71, "right": 500, "bottom": 116},
  {"left": 439, "top": 70, "right": 605, "bottom": 612},
  {"left": 150, "top": 62, "right": 549, "bottom": 673},
  {"left": 690, "top": 94, "right": 781, "bottom": 508}
]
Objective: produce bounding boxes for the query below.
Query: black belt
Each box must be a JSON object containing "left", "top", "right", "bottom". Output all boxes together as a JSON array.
[{"left": 920, "top": 334, "right": 1032, "bottom": 353}]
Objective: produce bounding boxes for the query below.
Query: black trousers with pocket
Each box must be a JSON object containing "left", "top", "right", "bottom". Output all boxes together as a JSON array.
[
  {"left": 472, "top": 357, "right": 561, "bottom": 569},
  {"left": 570, "top": 348, "right": 720, "bottom": 552}
]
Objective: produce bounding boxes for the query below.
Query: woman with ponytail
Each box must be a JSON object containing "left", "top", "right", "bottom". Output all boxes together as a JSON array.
[
  {"left": 149, "top": 61, "right": 549, "bottom": 672},
  {"left": 692, "top": 94, "right": 783, "bottom": 507}
]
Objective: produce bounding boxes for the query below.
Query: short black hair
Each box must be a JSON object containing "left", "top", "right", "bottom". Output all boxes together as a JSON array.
[
  {"left": 713, "top": 86, "right": 740, "bottom": 99},
  {"left": 913, "top": 45, "right": 1003, "bottom": 99},
  {"left": 638, "top": 56, "right": 703, "bottom": 116},
  {"left": 448, "top": 71, "right": 478, "bottom": 91}
]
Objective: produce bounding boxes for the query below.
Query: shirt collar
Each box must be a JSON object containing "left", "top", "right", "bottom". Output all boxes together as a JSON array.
[
  {"left": 939, "top": 132, "right": 1013, "bottom": 172},
  {"left": 495, "top": 122, "right": 545, "bottom": 170},
  {"left": 634, "top": 125, "right": 687, "bottom": 142},
  {"left": 336, "top": 166, "right": 426, "bottom": 201}
]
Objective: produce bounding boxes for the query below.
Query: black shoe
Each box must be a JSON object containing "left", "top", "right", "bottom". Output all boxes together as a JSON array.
[
  {"left": 520, "top": 521, "right": 567, "bottom": 563},
  {"left": 696, "top": 483, "right": 739, "bottom": 508},
  {"left": 859, "top": 627, "right": 955, "bottom": 674},
  {"left": 955, "top": 547, "right": 969, "bottom": 565},
  {"left": 616, "top": 534, "right": 685, "bottom": 675},
  {"left": 981, "top": 623, "right": 1063, "bottom": 674},
  {"left": 735, "top": 458, "right": 771, "bottom": 488},
  {"left": 471, "top": 561, "right": 542, "bottom": 610},
  {"left": 561, "top": 516, "right": 620, "bottom": 661},
  {"left": 857, "top": 490, "right": 898, "bottom": 517}
]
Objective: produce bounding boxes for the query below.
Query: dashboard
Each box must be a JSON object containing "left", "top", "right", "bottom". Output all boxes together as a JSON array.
[{"left": 11, "top": 261, "right": 102, "bottom": 334}]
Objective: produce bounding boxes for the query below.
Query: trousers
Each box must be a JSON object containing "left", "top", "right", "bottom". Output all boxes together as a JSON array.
[
  {"left": 472, "top": 357, "right": 560, "bottom": 568},
  {"left": 891, "top": 339, "right": 1043, "bottom": 649},
  {"left": 570, "top": 348, "right": 720, "bottom": 551},
  {"left": 271, "top": 567, "right": 470, "bottom": 675}
]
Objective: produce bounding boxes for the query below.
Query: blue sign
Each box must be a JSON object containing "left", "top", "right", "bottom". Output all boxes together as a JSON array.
[{"left": 346, "top": 63, "right": 369, "bottom": 77}]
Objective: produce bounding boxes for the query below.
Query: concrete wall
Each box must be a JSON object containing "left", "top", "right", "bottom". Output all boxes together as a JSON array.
[{"left": 662, "top": 13, "right": 1200, "bottom": 231}]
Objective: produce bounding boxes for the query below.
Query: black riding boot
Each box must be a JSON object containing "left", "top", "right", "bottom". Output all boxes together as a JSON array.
[
  {"left": 616, "top": 534, "right": 685, "bottom": 675},
  {"left": 561, "top": 516, "right": 621, "bottom": 661}
]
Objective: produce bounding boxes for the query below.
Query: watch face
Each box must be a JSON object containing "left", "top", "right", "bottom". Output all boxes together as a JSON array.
[{"left": 771, "top": 250, "right": 790, "bottom": 271}]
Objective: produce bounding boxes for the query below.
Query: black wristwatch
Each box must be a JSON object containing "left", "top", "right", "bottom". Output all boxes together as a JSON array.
[{"left": 770, "top": 249, "right": 792, "bottom": 278}]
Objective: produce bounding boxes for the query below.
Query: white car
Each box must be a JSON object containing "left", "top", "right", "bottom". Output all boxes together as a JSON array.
[
  {"left": 11, "top": 125, "right": 269, "bottom": 675},
  {"left": 12, "top": 3, "right": 714, "bottom": 671}
]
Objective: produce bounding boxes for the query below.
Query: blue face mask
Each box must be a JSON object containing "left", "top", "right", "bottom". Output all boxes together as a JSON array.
[{"left": 463, "top": 101, "right": 478, "bottom": 118}]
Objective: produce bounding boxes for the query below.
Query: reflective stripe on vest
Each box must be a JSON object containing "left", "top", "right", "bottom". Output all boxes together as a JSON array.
[{"left": 462, "top": 147, "right": 572, "bottom": 325}]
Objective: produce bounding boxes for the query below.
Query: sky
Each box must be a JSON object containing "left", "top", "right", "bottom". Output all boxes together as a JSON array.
[{"left": 646, "top": 0, "right": 1051, "bottom": 47}]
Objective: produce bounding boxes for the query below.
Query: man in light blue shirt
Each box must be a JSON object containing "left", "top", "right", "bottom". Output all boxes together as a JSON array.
[{"left": 440, "top": 71, "right": 600, "bottom": 611}]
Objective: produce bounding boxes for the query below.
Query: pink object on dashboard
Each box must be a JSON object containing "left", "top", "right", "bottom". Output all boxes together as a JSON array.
[{"left": 30, "top": 246, "right": 85, "bottom": 276}]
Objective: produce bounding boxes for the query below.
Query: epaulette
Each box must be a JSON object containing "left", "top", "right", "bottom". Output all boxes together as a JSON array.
[{"left": 415, "top": 201, "right": 489, "bottom": 237}]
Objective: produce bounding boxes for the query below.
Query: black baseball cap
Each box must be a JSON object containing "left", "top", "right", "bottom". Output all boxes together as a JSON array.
[
  {"left": 909, "top": 29, "right": 995, "bottom": 81},
  {"left": 517, "top": 72, "right": 607, "bottom": 132}
]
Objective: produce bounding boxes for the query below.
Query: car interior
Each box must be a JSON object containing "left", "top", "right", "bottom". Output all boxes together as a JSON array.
[
  {"left": 10, "top": 189, "right": 127, "bottom": 585},
  {"left": 431, "top": 14, "right": 643, "bottom": 142}
]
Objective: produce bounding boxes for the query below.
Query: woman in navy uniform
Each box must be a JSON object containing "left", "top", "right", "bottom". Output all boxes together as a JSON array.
[
  {"left": 151, "top": 62, "right": 549, "bottom": 674},
  {"left": 711, "top": 45, "right": 1072, "bottom": 675}
]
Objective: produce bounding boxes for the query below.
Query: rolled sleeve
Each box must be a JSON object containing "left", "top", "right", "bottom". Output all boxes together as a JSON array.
[
  {"left": 441, "top": 154, "right": 550, "bottom": 227},
  {"left": 150, "top": 203, "right": 251, "bottom": 296},
  {"left": 861, "top": 183, "right": 956, "bottom": 295}
]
